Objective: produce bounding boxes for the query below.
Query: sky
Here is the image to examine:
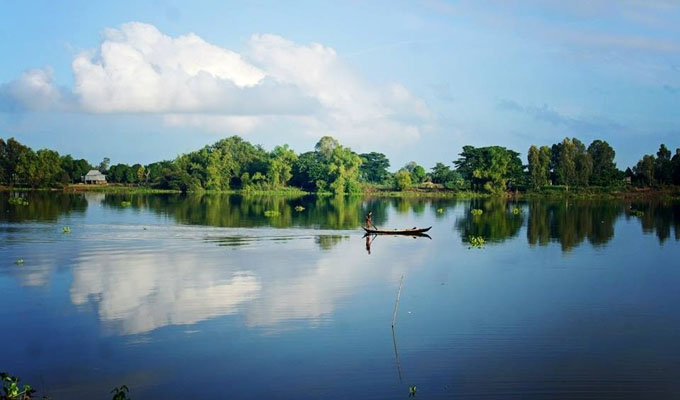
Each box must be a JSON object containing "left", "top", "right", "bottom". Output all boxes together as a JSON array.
[{"left": 1, "top": 0, "right": 679, "bottom": 171}]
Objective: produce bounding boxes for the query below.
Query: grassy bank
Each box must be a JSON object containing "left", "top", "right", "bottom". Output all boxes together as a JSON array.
[{"left": 3, "top": 183, "right": 679, "bottom": 200}]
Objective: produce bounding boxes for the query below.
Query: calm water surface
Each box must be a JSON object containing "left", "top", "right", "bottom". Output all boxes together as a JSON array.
[{"left": 1, "top": 192, "right": 679, "bottom": 399}]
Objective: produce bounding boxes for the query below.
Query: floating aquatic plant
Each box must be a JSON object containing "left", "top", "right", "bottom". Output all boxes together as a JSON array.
[
  {"left": 471, "top": 208, "right": 483, "bottom": 216},
  {"left": 120, "top": 201, "right": 132, "bottom": 207},
  {"left": 512, "top": 207, "right": 521, "bottom": 215},
  {"left": 264, "top": 210, "right": 280, "bottom": 217},
  {"left": 1, "top": 372, "right": 35, "bottom": 400},
  {"left": 630, "top": 209, "right": 644, "bottom": 217},
  {"left": 294, "top": 205, "right": 305, "bottom": 212},
  {"left": 436, "top": 208, "right": 444, "bottom": 213},
  {"left": 409, "top": 385, "right": 417, "bottom": 397},
  {"left": 62, "top": 226, "right": 71, "bottom": 233},
  {"left": 8, "top": 197, "right": 29, "bottom": 206},
  {"left": 468, "top": 235, "right": 485, "bottom": 248},
  {"left": 14, "top": 259, "right": 24, "bottom": 265},
  {"left": 111, "top": 385, "right": 131, "bottom": 400}
]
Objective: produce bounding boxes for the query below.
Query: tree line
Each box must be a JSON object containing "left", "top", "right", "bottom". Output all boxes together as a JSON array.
[{"left": 1, "top": 135, "right": 679, "bottom": 193}]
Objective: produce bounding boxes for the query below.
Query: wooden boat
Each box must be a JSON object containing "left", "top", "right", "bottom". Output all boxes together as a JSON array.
[{"left": 363, "top": 226, "right": 431, "bottom": 235}]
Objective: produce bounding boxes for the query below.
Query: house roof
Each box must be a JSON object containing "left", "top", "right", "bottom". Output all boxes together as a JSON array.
[{"left": 84, "top": 170, "right": 106, "bottom": 180}]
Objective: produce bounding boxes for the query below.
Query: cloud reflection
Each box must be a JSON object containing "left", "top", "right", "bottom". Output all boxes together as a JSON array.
[
  {"left": 68, "top": 232, "right": 424, "bottom": 335},
  {"left": 70, "top": 251, "right": 261, "bottom": 334}
]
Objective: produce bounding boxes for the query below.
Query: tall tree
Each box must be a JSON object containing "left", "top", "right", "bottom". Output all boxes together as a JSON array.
[
  {"left": 672, "top": 149, "right": 680, "bottom": 185},
  {"left": 454, "top": 146, "right": 522, "bottom": 194},
  {"left": 98, "top": 157, "right": 110, "bottom": 173},
  {"left": 574, "top": 139, "right": 593, "bottom": 187},
  {"left": 403, "top": 161, "right": 426, "bottom": 184},
  {"left": 315, "top": 136, "right": 340, "bottom": 160},
  {"left": 0, "top": 138, "right": 31, "bottom": 186},
  {"left": 430, "top": 162, "right": 455, "bottom": 184},
  {"left": 528, "top": 145, "right": 543, "bottom": 189},
  {"left": 634, "top": 154, "right": 656, "bottom": 186},
  {"left": 267, "top": 144, "right": 298, "bottom": 188},
  {"left": 587, "top": 140, "right": 617, "bottom": 186},
  {"left": 539, "top": 146, "right": 552, "bottom": 185},
  {"left": 327, "top": 143, "right": 362, "bottom": 194},
  {"left": 359, "top": 152, "right": 390, "bottom": 183},
  {"left": 555, "top": 138, "right": 576, "bottom": 187},
  {"left": 655, "top": 144, "right": 673, "bottom": 184},
  {"left": 394, "top": 170, "right": 411, "bottom": 191}
]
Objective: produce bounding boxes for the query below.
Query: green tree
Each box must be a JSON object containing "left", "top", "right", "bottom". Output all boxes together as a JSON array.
[
  {"left": 291, "top": 151, "right": 326, "bottom": 190},
  {"left": 108, "top": 164, "right": 130, "bottom": 183},
  {"left": 574, "top": 140, "right": 593, "bottom": 187},
  {"left": 554, "top": 138, "right": 576, "bottom": 187},
  {"left": 454, "top": 146, "right": 522, "bottom": 194},
  {"left": 539, "top": 146, "right": 552, "bottom": 185},
  {"left": 0, "top": 138, "right": 31, "bottom": 186},
  {"left": 267, "top": 144, "right": 298, "bottom": 188},
  {"left": 528, "top": 145, "right": 543, "bottom": 189},
  {"left": 655, "top": 144, "right": 673, "bottom": 185},
  {"left": 394, "top": 170, "right": 411, "bottom": 190},
  {"left": 359, "top": 152, "right": 390, "bottom": 183},
  {"left": 430, "top": 162, "right": 455, "bottom": 184},
  {"left": 327, "top": 143, "right": 362, "bottom": 194},
  {"left": 98, "top": 157, "right": 110, "bottom": 173},
  {"left": 587, "top": 140, "right": 617, "bottom": 186},
  {"left": 403, "top": 161, "right": 426, "bottom": 184},
  {"left": 315, "top": 136, "right": 340, "bottom": 160},
  {"left": 129, "top": 164, "right": 143, "bottom": 184},
  {"left": 634, "top": 154, "right": 656, "bottom": 186},
  {"left": 672, "top": 148, "right": 680, "bottom": 185}
]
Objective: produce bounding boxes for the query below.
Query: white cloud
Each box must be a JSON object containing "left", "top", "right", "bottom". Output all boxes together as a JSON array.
[
  {"left": 72, "top": 22, "right": 267, "bottom": 113},
  {"left": 1, "top": 22, "right": 433, "bottom": 148},
  {"left": 0, "top": 67, "right": 66, "bottom": 112},
  {"left": 246, "top": 33, "right": 432, "bottom": 146}
]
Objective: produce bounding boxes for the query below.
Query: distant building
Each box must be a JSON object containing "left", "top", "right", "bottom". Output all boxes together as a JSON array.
[{"left": 82, "top": 170, "right": 107, "bottom": 184}]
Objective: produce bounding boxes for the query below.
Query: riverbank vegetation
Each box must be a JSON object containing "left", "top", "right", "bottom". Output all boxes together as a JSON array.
[{"left": 1, "top": 135, "right": 679, "bottom": 197}]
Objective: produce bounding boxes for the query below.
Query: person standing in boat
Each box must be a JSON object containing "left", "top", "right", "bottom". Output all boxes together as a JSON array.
[{"left": 365, "top": 211, "right": 373, "bottom": 229}]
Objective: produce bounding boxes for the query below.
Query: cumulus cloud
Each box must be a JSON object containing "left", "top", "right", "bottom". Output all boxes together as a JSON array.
[
  {"left": 0, "top": 67, "right": 70, "bottom": 112},
  {"left": 1, "top": 22, "right": 432, "bottom": 147}
]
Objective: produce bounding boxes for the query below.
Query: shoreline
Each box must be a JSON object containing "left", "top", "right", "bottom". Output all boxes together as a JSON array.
[{"left": 2, "top": 184, "right": 679, "bottom": 200}]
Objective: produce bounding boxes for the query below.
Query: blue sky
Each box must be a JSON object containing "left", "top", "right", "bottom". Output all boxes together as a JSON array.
[{"left": 1, "top": 0, "right": 679, "bottom": 170}]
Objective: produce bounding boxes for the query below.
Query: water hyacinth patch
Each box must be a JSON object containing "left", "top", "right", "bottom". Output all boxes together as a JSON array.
[
  {"left": 468, "top": 236, "right": 485, "bottom": 248},
  {"left": 8, "top": 197, "right": 29, "bottom": 206}
]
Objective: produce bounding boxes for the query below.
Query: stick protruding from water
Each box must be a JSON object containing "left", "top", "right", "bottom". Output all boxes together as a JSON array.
[{"left": 392, "top": 275, "right": 404, "bottom": 328}]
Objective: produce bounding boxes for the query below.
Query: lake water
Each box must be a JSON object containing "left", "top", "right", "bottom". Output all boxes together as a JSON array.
[{"left": 1, "top": 192, "right": 679, "bottom": 399}]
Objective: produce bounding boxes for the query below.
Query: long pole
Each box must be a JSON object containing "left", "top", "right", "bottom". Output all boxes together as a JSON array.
[
  {"left": 392, "top": 326, "right": 403, "bottom": 382},
  {"left": 392, "top": 275, "right": 404, "bottom": 328}
]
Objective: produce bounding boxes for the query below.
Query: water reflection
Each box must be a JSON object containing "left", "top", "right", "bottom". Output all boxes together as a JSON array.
[
  {"left": 63, "top": 228, "right": 427, "bottom": 335},
  {"left": 3, "top": 192, "right": 680, "bottom": 252},
  {"left": 527, "top": 200, "right": 622, "bottom": 251},
  {"left": 70, "top": 250, "right": 262, "bottom": 335},
  {"left": 1, "top": 191, "right": 87, "bottom": 222},
  {"left": 630, "top": 200, "right": 680, "bottom": 243},
  {"left": 102, "top": 193, "right": 387, "bottom": 230},
  {"left": 3, "top": 193, "right": 680, "bottom": 398},
  {"left": 363, "top": 233, "right": 431, "bottom": 255},
  {"left": 455, "top": 198, "right": 524, "bottom": 244}
]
